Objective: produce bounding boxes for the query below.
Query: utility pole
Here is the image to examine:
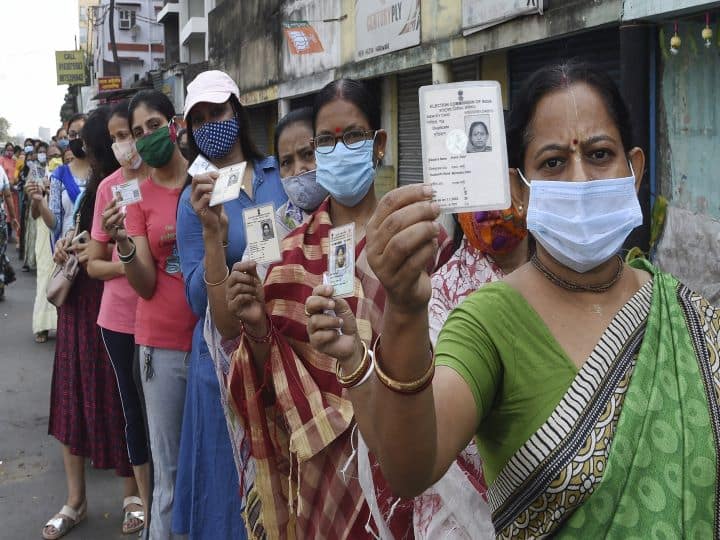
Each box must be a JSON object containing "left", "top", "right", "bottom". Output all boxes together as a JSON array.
[{"left": 108, "top": 0, "right": 120, "bottom": 74}]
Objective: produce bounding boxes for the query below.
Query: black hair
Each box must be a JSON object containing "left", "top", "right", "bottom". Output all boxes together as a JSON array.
[
  {"left": 13, "top": 145, "right": 21, "bottom": 153},
  {"left": 312, "top": 79, "right": 381, "bottom": 132},
  {"left": 4, "top": 142, "right": 13, "bottom": 150},
  {"left": 128, "top": 90, "right": 175, "bottom": 128},
  {"left": 507, "top": 60, "right": 633, "bottom": 170},
  {"left": 67, "top": 113, "right": 88, "bottom": 131},
  {"left": 109, "top": 99, "right": 130, "bottom": 121},
  {"left": 24, "top": 138, "right": 33, "bottom": 146},
  {"left": 182, "top": 94, "right": 265, "bottom": 191},
  {"left": 78, "top": 106, "right": 120, "bottom": 233},
  {"left": 56, "top": 126, "right": 66, "bottom": 137},
  {"left": 273, "top": 107, "right": 313, "bottom": 161},
  {"left": 36, "top": 142, "right": 48, "bottom": 151},
  {"left": 468, "top": 121, "right": 488, "bottom": 135}
]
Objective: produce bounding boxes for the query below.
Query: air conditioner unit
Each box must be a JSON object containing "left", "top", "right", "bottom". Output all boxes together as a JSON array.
[{"left": 119, "top": 18, "right": 131, "bottom": 30}]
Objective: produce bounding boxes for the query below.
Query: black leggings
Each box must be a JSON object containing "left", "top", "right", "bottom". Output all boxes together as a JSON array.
[{"left": 100, "top": 327, "right": 149, "bottom": 465}]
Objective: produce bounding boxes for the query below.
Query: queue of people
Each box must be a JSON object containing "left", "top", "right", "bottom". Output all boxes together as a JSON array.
[{"left": 2, "top": 60, "right": 717, "bottom": 540}]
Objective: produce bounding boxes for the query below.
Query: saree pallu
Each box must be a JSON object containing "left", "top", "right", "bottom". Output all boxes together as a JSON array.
[
  {"left": 228, "top": 199, "right": 453, "bottom": 539},
  {"left": 489, "top": 260, "right": 720, "bottom": 539}
]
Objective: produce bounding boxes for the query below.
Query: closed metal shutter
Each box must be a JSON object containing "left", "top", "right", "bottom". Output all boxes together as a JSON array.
[
  {"left": 290, "top": 94, "right": 316, "bottom": 111},
  {"left": 245, "top": 104, "right": 276, "bottom": 156},
  {"left": 509, "top": 27, "right": 621, "bottom": 105},
  {"left": 451, "top": 56, "right": 480, "bottom": 83},
  {"left": 397, "top": 68, "right": 432, "bottom": 186}
]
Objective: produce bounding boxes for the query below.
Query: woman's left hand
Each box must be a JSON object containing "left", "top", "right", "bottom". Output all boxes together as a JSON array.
[
  {"left": 72, "top": 241, "right": 89, "bottom": 266},
  {"left": 306, "top": 284, "right": 363, "bottom": 365},
  {"left": 190, "top": 172, "right": 223, "bottom": 233}
]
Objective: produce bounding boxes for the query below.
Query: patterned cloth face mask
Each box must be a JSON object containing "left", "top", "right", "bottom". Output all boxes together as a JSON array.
[
  {"left": 193, "top": 117, "right": 240, "bottom": 159},
  {"left": 458, "top": 206, "right": 528, "bottom": 256}
]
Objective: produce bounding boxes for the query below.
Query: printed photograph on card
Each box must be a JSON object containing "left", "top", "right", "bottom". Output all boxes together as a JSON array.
[
  {"left": 112, "top": 179, "right": 143, "bottom": 207},
  {"left": 419, "top": 81, "right": 510, "bottom": 213},
  {"left": 210, "top": 162, "right": 247, "bottom": 207},
  {"left": 242, "top": 203, "right": 281, "bottom": 265},
  {"left": 327, "top": 223, "right": 354, "bottom": 298}
]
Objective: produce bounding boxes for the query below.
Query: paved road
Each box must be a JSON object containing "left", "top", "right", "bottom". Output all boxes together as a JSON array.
[{"left": 0, "top": 246, "right": 127, "bottom": 539}]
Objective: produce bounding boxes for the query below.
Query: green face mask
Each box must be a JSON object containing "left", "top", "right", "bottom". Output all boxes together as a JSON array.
[{"left": 135, "top": 125, "right": 175, "bottom": 168}]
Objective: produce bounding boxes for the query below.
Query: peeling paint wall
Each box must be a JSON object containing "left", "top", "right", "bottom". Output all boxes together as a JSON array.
[{"left": 655, "top": 21, "right": 720, "bottom": 296}]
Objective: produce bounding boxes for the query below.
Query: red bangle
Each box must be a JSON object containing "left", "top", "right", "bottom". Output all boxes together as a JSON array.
[{"left": 241, "top": 314, "right": 273, "bottom": 344}]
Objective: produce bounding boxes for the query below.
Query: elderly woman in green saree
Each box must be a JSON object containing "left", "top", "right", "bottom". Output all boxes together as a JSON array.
[{"left": 305, "top": 61, "right": 720, "bottom": 538}]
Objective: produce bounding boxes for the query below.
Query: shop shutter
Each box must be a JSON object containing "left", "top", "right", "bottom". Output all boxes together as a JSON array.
[
  {"left": 451, "top": 56, "right": 481, "bottom": 83},
  {"left": 245, "top": 104, "right": 276, "bottom": 156},
  {"left": 397, "top": 67, "right": 432, "bottom": 186}
]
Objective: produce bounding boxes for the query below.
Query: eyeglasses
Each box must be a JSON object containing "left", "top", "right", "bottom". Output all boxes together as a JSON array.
[{"left": 312, "top": 129, "right": 375, "bottom": 155}]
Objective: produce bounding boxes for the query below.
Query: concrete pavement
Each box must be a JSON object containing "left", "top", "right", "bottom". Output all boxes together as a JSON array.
[{"left": 0, "top": 246, "right": 128, "bottom": 539}]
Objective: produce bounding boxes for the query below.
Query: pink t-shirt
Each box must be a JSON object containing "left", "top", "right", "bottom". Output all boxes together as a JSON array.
[
  {"left": 125, "top": 178, "right": 196, "bottom": 351},
  {"left": 91, "top": 168, "right": 139, "bottom": 335}
]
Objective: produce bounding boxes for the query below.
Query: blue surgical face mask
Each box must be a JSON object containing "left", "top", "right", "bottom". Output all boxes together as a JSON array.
[
  {"left": 193, "top": 117, "right": 239, "bottom": 159},
  {"left": 315, "top": 139, "right": 376, "bottom": 207},
  {"left": 282, "top": 169, "right": 328, "bottom": 212},
  {"left": 57, "top": 139, "right": 69, "bottom": 151},
  {"left": 24, "top": 145, "right": 33, "bottom": 154},
  {"left": 520, "top": 165, "right": 642, "bottom": 273}
]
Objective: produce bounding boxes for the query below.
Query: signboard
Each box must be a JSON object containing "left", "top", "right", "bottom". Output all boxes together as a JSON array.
[
  {"left": 283, "top": 22, "right": 325, "bottom": 55},
  {"left": 98, "top": 76, "right": 122, "bottom": 91},
  {"left": 55, "top": 50, "right": 86, "bottom": 86},
  {"left": 462, "top": 0, "right": 544, "bottom": 36},
  {"left": 356, "top": 0, "right": 421, "bottom": 61}
]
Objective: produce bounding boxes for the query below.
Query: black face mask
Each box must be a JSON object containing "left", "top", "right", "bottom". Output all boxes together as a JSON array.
[{"left": 69, "top": 138, "right": 86, "bottom": 159}]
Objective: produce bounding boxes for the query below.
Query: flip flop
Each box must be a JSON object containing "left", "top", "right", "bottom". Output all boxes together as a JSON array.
[
  {"left": 122, "top": 496, "right": 144, "bottom": 535},
  {"left": 42, "top": 501, "right": 87, "bottom": 540}
]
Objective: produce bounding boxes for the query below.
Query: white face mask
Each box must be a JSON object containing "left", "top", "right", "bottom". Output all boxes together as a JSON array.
[
  {"left": 112, "top": 140, "right": 143, "bottom": 170},
  {"left": 519, "top": 164, "right": 642, "bottom": 273}
]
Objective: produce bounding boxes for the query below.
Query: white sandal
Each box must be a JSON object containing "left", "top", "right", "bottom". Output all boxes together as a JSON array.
[
  {"left": 42, "top": 501, "right": 87, "bottom": 540},
  {"left": 122, "top": 496, "right": 145, "bottom": 535}
]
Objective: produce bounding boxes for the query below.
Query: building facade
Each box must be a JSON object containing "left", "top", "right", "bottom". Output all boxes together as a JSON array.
[{"left": 153, "top": 0, "right": 719, "bottom": 296}]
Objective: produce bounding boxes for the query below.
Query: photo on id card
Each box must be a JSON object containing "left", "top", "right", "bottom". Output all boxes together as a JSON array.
[
  {"left": 327, "top": 223, "right": 354, "bottom": 298},
  {"left": 111, "top": 179, "right": 142, "bottom": 207},
  {"left": 419, "top": 81, "right": 510, "bottom": 213},
  {"left": 210, "top": 162, "right": 247, "bottom": 207},
  {"left": 242, "top": 203, "right": 281, "bottom": 266}
]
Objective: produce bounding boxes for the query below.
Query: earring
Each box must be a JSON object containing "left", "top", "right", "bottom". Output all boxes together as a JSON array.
[
  {"left": 518, "top": 204, "right": 524, "bottom": 214},
  {"left": 378, "top": 151, "right": 385, "bottom": 159}
]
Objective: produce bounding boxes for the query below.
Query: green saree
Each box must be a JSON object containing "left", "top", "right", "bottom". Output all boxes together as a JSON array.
[{"left": 490, "top": 260, "right": 720, "bottom": 538}]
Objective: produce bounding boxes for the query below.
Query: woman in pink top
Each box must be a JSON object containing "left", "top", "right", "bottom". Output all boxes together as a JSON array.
[
  {"left": 87, "top": 100, "right": 150, "bottom": 535},
  {"left": 102, "top": 90, "right": 196, "bottom": 540}
]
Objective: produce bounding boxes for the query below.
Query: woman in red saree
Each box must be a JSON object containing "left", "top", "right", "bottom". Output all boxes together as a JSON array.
[{"left": 213, "top": 79, "right": 454, "bottom": 538}]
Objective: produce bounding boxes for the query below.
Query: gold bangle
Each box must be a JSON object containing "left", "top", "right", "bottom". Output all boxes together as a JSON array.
[
  {"left": 203, "top": 267, "right": 229, "bottom": 287},
  {"left": 373, "top": 334, "right": 435, "bottom": 394},
  {"left": 336, "top": 340, "right": 370, "bottom": 388}
]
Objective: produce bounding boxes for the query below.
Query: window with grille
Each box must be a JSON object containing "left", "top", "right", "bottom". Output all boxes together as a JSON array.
[{"left": 119, "top": 9, "right": 136, "bottom": 30}]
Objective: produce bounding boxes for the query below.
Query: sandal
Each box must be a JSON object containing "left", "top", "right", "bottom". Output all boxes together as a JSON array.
[
  {"left": 42, "top": 501, "right": 87, "bottom": 540},
  {"left": 122, "top": 496, "right": 145, "bottom": 535},
  {"left": 35, "top": 331, "right": 48, "bottom": 343}
]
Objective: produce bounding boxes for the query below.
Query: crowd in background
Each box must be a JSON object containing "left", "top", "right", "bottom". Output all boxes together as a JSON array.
[{"left": 1, "top": 60, "right": 719, "bottom": 540}]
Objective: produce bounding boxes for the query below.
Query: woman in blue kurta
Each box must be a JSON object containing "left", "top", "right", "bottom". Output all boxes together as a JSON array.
[{"left": 174, "top": 70, "right": 287, "bottom": 539}]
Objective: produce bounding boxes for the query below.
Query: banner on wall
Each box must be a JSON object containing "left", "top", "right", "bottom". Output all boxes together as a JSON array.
[
  {"left": 55, "top": 50, "right": 86, "bottom": 85},
  {"left": 355, "top": 0, "right": 421, "bottom": 61},
  {"left": 283, "top": 22, "right": 325, "bottom": 55},
  {"left": 462, "top": 0, "right": 544, "bottom": 36}
]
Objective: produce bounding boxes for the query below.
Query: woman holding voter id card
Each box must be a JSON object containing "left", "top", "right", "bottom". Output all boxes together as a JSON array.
[
  {"left": 222, "top": 78, "right": 453, "bottom": 538},
  {"left": 308, "top": 62, "right": 720, "bottom": 538},
  {"left": 42, "top": 109, "right": 136, "bottom": 540},
  {"left": 174, "top": 69, "right": 287, "bottom": 539},
  {"left": 87, "top": 100, "right": 151, "bottom": 535},
  {"left": 102, "top": 90, "right": 197, "bottom": 540}
]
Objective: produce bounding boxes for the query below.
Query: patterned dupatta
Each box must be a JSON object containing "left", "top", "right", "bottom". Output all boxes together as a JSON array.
[
  {"left": 227, "top": 199, "right": 453, "bottom": 539},
  {"left": 489, "top": 261, "right": 720, "bottom": 539}
]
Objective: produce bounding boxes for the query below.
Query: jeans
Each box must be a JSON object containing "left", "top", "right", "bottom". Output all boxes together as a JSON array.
[{"left": 139, "top": 345, "right": 189, "bottom": 540}]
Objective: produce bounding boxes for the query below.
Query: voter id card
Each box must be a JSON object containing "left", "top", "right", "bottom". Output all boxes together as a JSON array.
[
  {"left": 210, "top": 162, "right": 247, "bottom": 207},
  {"left": 419, "top": 81, "right": 510, "bottom": 213},
  {"left": 111, "top": 179, "right": 142, "bottom": 207},
  {"left": 327, "top": 223, "right": 354, "bottom": 298},
  {"left": 188, "top": 154, "right": 219, "bottom": 177},
  {"left": 242, "top": 203, "right": 282, "bottom": 265}
]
